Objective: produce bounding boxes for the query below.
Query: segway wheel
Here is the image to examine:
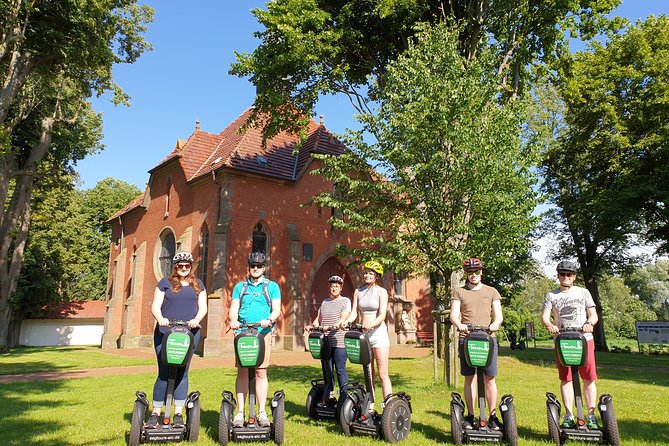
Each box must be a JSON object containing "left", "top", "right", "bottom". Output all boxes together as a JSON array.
[
  {"left": 129, "top": 400, "right": 146, "bottom": 446},
  {"left": 599, "top": 396, "right": 620, "bottom": 446},
  {"left": 272, "top": 397, "right": 285, "bottom": 445},
  {"left": 450, "top": 401, "right": 464, "bottom": 446},
  {"left": 338, "top": 396, "right": 356, "bottom": 436},
  {"left": 546, "top": 406, "right": 561, "bottom": 446},
  {"left": 500, "top": 400, "right": 519, "bottom": 446},
  {"left": 306, "top": 383, "right": 324, "bottom": 419},
  {"left": 186, "top": 398, "right": 200, "bottom": 441},
  {"left": 218, "top": 400, "right": 232, "bottom": 445},
  {"left": 519, "top": 341, "right": 526, "bottom": 350},
  {"left": 381, "top": 398, "right": 411, "bottom": 443}
]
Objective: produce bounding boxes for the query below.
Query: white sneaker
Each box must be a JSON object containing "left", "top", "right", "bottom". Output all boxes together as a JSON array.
[
  {"left": 232, "top": 412, "right": 244, "bottom": 427},
  {"left": 258, "top": 411, "right": 270, "bottom": 427}
]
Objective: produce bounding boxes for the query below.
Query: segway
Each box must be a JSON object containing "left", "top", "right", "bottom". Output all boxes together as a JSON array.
[
  {"left": 218, "top": 323, "right": 285, "bottom": 445},
  {"left": 545, "top": 328, "right": 620, "bottom": 446},
  {"left": 338, "top": 324, "right": 412, "bottom": 443},
  {"left": 305, "top": 325, "right": 341, "bottom": 420},
  {"left": 129, "top": 321, "right": 201, "bottom": 445},
  {"left": 450, "top": 325, "right": 518, "bottom": 446}
]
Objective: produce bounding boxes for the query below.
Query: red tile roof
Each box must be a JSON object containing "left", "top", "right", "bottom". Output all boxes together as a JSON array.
[
  {"left": 108, "top": 193, "right": 145, "bottom": 221},
  {"left": 167, "top": 108, "right": 344, "bottom": 183},
  {"left": 112, "top": 108, "right": 346, "bottom": 220},
  {"left": 39, "top": 301, "right": 106, "bottom": 320}
]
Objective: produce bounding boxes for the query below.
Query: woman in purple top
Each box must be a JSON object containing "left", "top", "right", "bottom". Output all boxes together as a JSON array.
[{"left": 146, "top": 252, "right": 207, "bottom": 429}]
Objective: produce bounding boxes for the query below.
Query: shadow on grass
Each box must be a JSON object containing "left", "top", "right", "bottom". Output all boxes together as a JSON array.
[
  {"left": 498, "top": 347, "right": 669, "bottom": 387},
  {"left": 268, "top": 363, "right": 414, "bottom": 392},
  {"left": 617, "top": 419, "right": 669, "bottom": 444},
  {"left": 424, "top": 408, "right": 554, "bottom": 444},
  {"left": 0, "top": 379, "right": 74, "bottom": 445}
]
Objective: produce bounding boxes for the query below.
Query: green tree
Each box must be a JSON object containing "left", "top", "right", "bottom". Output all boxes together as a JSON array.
[
  {"left": 312, "top": 23, "right": 539, "bottom": 306},
  {"left": 9, "top": 177, "right": 140, "bottom": 344},
  {"left": 231, "top": 0, "right": 621, "bottom": 139},
  {"left": 540, "top": 15, "right": 669, "bottom": 351},
  {"left": 0, "top": 1, "right": 153, "bottom": 350},
  {"left": 75, "top": 177, "right": 141, "bottom": 301},
  {"left": 625, "top": 260, "right": 669, "bottom": 320},
  {"left": 504, "top": 265, "right": 557, "bottom": 341},
  {"left": 598, "top": 274, "right": 656, "bottom": 339}
]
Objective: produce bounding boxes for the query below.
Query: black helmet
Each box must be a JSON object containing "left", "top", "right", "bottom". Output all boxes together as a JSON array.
[
  {"left": 556, "top": 260, "right": 578, "bottom": 273},
  {"left": 328, "top": 275, "right": 344, "bottom": 284},
  {"left": 247, "top": 252, "right": 267, "bottom": 266},
  {"left": 173, "top": 252, "right": 194, "bottom": 264}
]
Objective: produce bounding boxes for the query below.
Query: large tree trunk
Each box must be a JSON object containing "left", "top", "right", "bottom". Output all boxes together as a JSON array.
[
  {"left": 0, "top": 116, "right": 52, "bottom": 349},
  {"left": 581, "top": 271, "right": 608, "bottom": 352},
  {"left": 0, "top": 303, "right": 12, "bottom": 352}
]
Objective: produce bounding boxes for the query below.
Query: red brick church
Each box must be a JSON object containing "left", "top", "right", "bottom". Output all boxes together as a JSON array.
[{"left": 102, "top": 108, "right": 433, "bottom": 355}]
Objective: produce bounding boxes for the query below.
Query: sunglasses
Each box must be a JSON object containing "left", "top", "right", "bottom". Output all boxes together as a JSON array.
[
  {"left": 466, "top": 270, "right": 482, "bottom": 276},
  {"left": 558, "top": 272, "right": 575, "bottom": 277},
  {"left": 249, "top": 264, "right": 265, "bottom": 270},
  {"left": 176, "top": 263, "right": 192, "bottom": 270}
]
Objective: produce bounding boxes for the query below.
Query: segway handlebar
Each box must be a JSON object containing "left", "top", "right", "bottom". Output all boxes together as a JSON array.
[
  {"left": 344, "top": 323, "right": 367, "bottom": 331},
  {"left": 304, "top": 324, "right": 339, "bottom": 333},
  {"left": 459, "top": 324, "right": 496, "bottom": 334},
  {"left": 559, "top": 327, "right": 585, "bottom": 333},
  {"left": 226, "top": 321, "right": 276, "bottom": 333},
  {"left": 168, "top": 319, "right": 201, "bottom": 329}
]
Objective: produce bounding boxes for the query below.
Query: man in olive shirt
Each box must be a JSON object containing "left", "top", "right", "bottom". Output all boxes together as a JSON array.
[{"left": 450, "top": 258, "right": 504, "bottom": 430}]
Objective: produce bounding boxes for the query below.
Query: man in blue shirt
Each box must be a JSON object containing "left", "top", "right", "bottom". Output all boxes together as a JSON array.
[{"left": 229, "top": 252, "right": 281, "bottom": 427}]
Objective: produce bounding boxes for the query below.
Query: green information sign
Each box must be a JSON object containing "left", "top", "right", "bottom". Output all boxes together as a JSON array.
[
  {"left": 166, "top": 332, "right": 190, "bottom": 365},
  {"left": 466, "top": 339, "right": 490, "bottom": 367},
  {"left": 237, "top": 336, "right": 261, "bottom": 367},
  {"left": 344, "top": 337, "right": 361, "bottom": 364},
  {"left": 308, "top": 337, "right": 322, "bottom": 359},
  {"left": 559, "top": 339, "right": 584, "bottom": 366}
]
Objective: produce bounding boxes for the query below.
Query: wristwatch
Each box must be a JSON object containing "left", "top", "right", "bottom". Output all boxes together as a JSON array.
[{"left": 583, "top": 321, "right": 593, "bottom": 326}]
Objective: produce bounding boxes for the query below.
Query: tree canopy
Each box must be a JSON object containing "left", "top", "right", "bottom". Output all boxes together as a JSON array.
[
  {"left": 0, "top": 0, "right": 153, "bottom": 350},
  {"left": 231, "top": 0, "right": 621, "bottom": 139},
  {"left": 312, "top": 22, "right": 539, "bottom": 302},
  {"left": 539, "top": 15, "right": 669, "bottom": 350}
]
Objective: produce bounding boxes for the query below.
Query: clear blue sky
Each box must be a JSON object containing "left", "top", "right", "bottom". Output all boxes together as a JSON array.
[{"left": 77, "top": 0, "right": 669, "bottom": 191}]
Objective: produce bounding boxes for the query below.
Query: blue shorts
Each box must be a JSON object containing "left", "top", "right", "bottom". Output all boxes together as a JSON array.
[{"left": 459, "top": 337, "right": 498, "bottom": 377}]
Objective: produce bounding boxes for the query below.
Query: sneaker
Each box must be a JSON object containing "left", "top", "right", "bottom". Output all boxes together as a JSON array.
[
  {"left": 258, "top": 411, "right": 270, "bottom": 427},
  {"left": 488, "top": 414, "right": 501, "bottom": 431},
  {"left": 146, "top": 412, "right": 160, "bottom": 429},
  {"left": 561, "top": 413, "right": 576, "bottom": 429},
  {"left": 173, "top": 413, "right": 184, "bottom": 428},
  {"left": 463, "top": 414, "right": 475, "bottom": 430},
  {"left": 232, "top": 412, "right": 244, "bottom": 428},
  {"left": 587, "top": 414, "right": 599, "bottom": 430}
]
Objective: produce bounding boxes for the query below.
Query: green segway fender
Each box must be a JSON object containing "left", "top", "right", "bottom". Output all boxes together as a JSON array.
[
  {"left": 555, "top": 331, "right": 587, "bottom": 367},
  {"left": 161, "top": 327, "right": 195, "bottom": 367},
  {"left": 308, "top": 331, "right": 329, "bottom": 360},
  {"left": 234, "top": 329, "right": 265, "bottom": 367},
  {"left": 464, "top": 331, "right": 494, "bottom": 368},
  {"left": 344, "top": 330, "right": 372, "bottom": 366}
]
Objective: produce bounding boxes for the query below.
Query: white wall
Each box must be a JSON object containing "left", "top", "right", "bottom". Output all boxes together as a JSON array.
[{"left": 19, "top": 319, "right": 104, "bottom": 346}]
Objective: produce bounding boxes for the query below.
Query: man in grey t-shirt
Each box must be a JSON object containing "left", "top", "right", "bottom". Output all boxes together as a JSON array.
[{"left": 541, "top": 260, "right": 599, "bottom": 429}]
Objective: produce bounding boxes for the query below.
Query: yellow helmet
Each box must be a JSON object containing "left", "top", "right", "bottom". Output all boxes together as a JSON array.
[{"left": 364, "top": 260, "right": 384, "bottom": 276}]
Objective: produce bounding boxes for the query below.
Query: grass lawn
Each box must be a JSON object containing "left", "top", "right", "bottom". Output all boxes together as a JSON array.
[
  {"left": 0, "top": 346, "right": 154, "bottom": 375},
  {"left": 0, "top": 346, "right": 667, "bottom": 445}
]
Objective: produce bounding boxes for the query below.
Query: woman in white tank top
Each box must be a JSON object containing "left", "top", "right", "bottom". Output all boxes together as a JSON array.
[{"left": 346, "top": 260, "right": 393, "bottom": 401}]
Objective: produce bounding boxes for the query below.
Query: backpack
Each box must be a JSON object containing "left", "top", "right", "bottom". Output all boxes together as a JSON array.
[{"left": 239, "top": 278, "right": 271, "bottom": 307}]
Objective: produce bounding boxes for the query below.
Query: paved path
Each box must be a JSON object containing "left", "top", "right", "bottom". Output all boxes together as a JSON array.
[{"left": 0, "top": 345, "right": 431, "bottom": 384}]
